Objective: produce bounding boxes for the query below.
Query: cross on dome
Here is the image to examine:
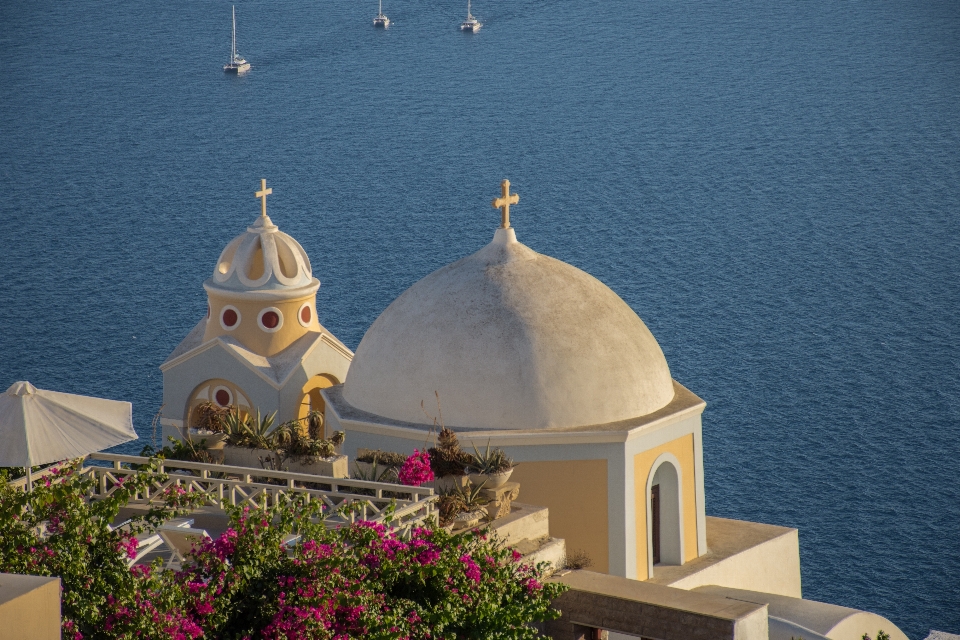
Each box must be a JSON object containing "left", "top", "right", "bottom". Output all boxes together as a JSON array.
[
  {"left": 492, "top": 179, "right": 519, "bottom": 229},
  {"left": 255, "top": 179, "right": 273, "bottom": 217}
]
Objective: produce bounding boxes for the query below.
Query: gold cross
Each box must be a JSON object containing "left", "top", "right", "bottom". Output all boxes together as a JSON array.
[
  {"left": 255, "top": 179, "right": 273, "bottom": 217},
  {"left": 491, "top": 179, "right": 519, "bottom": 229}
]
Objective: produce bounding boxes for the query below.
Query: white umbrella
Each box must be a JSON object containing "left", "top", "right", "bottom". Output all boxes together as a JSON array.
[{"left": 0, "top": 381, "right": 138, "bottom": 490}]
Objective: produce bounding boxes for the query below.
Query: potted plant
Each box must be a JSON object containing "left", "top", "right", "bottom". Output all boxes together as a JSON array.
[
  {"left": 271, "top": 422, "right": 348, "bottom": 478},
  {"left": 427, "top": 427, "right": 472, "bottom": 492},
  {"left": 353, "top": 449, "right": 407, "bottom": 480},
  {"left": 187, "top": 402, "right": 230, "bottom": 453},
  {"left": 351, "top": 459, "right": 399, "bottom": 485},
  {"left": 221, "top": 408, "right": 277, "bottom": 468},
  {"left": 467, "top": 441, "right": 515, "bottom": 488},
  {"left": 440, "top": 481, "right": 489, "bottom": 529},
  {"left": 221, "top": 409, "right": 347, "bottom": 478}
]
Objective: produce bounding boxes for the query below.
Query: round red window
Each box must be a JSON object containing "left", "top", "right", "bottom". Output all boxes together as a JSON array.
[
  {"left": 258, "top": 307, "right": 283, "bottom": 332},
  {"left": 300, "top": 306, "right": 311, "bottom": 323},
  {"left": 262, "top": 311, "right": 280, "bottom": 328},
  {"left": 215, "top": 389, "right": 231, "bottom": 406},
  {"left": 222, "top": 308, "right": 238, "bottom": 328}
]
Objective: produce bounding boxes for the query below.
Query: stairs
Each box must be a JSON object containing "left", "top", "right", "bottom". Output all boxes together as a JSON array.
[{"left": 489, "top": 502, "right": 566, "bottom": 574}]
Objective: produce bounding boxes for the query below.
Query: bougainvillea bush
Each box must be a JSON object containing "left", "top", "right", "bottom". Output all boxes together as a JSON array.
[
  {"left": 0, "top": 458, "right": 565, "bottom": 639},
  {"left": 397, "top": 450, "right": 434, "bottom": 487}
]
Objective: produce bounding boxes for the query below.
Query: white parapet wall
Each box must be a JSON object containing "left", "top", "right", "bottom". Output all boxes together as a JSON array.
[{"left": 650, "top": 516, "right": 802, "bottom": 598}]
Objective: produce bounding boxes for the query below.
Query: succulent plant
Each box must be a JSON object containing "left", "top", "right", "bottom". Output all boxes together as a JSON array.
[
  {"left": 428, "top": 427, "right": 472, "bottom": 477},
  {"left": 468, "top": 441, "right": 514, "bottom": 475}
]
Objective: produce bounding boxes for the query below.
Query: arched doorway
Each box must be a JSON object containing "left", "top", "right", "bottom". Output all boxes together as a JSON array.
[
  {"left": 298, "top": 374, "right": 339, "bottom": 438},
  {"left": 648, "top": 457, "right": 684, "bottom": 568}
]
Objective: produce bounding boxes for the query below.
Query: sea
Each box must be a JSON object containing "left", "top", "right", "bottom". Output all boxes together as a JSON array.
[{"left": 1, "top": 0, "right": 958, "bottom": 635}]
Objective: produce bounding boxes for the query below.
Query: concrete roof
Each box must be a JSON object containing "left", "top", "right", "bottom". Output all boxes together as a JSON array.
[
  {"left": 693, "top": 586, "right": 909, "bottom": 640},
  {"left": 342, "top": 227, "right": 675, "bottom": 430},
  {"left": 161, "top": 320, "right": 352, "bottom": 388},
  {"left": 648, "top": 516, "right": 797, "bottom": 586}
]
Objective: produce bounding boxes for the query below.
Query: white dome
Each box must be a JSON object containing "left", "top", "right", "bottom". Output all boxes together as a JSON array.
[
  {"left": 342, "top": 228, "right": 675, "bottom": 430},
  {"left": 205, "top": 214, "right": 318, "bottom": 300}
]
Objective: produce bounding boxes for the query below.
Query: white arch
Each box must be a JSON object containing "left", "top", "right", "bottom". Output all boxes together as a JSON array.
[{"left": 644, "top": 452, "right": 685, "bottom": 578}]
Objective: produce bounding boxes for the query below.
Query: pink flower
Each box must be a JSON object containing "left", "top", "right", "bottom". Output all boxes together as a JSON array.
[
  {"left": 459, "top": 554, "right": 481, "bottom": 583},
  {"left": 398, "top": 450, "right": 434, "bottom": 487}
]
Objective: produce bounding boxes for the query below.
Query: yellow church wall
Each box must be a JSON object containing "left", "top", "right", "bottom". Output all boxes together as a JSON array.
[
  {"left": 633, "top": 434, "right": 698, "bottom": 579},
  {"left": 509, "top": 459, "right": 609, "bottom": 574},
  {"left": 204, "top": 292, "right": 319, "bottom": 357}
]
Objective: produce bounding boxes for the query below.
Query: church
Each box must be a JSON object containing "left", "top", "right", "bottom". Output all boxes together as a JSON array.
[{"left": 160, "top": 179, "right": 908, "bottom": 640}]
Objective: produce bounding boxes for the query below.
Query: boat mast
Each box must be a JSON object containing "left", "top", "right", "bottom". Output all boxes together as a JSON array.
[
  {"left": 467, "top": 0, "right": 471, "bottom": 18},
  {"left": 231, "top": 5, "right": 237, "bottom": 62},
  {"left": 379, "top": 0, "right": 382, "bottom": 15}
]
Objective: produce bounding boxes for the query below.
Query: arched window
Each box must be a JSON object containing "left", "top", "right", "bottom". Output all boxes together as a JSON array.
[
  {"left": 184, "top": 379, "right": 252, "bottom": 429},
  {"left": 297, "top": 374, "right": 340, "bottom": 438},
  {"left": 647, "top": 456, "right": 684, "bottom": 570}
]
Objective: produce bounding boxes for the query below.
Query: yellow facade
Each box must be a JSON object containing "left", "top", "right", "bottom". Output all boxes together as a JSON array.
[
  {"left": 203, "top": 292, "right": 319, "bottom": 357},
  {"left": 298, "top": 374, "right": 340, "bottom": 436},
  {"left": 510, "top": 459, "right": 609, "bottom": 574},
  {"left": 633, "top": 434, "right": 698, "bottom": 578}
]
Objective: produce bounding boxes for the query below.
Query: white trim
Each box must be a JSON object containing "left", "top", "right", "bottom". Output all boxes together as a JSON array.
[
  {"left": 644, "top": 452, "right": 685, "bottom": 579},
  {"left": 211, "top": 385, "right": 234, "bottom": 407},
  {"left": 623, "top": 400, "right": 705, "bottom": 443},
  {"left": 220, "top": 305, "right": 241, "bottom": 331},
  {"left": 328, "top": 413, "right": 700, "bottom": 447},
  {"left": 162, "top": 332, "right": 347, "bottom": 391},
  {"left": 298, "top": 302, "right": 313, "bottom": 328},
  {"left": 204, "top": 280, "right": 319, "bottom": 302},
  {"left": 258, "top": 307, "right": 284, "bottom": 333}
]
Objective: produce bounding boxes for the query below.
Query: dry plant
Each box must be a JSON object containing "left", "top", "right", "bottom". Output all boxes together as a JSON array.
[
  {"left": 562, "top": 549, "right": 593, "bottom": 571},
  {"left": 420, "top": 391, "right": 471, "bottom": 477}
]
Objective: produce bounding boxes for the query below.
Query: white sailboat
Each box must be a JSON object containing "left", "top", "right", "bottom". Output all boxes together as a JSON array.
[
  {"left": 460, "top": 0, "right": 481, "bottom": 32},
  {"left": 223, "top": 6, "right": 251, "bottom": 74},
  {"left": 373, "top": 0, "right": 390, "bottom": 28}
]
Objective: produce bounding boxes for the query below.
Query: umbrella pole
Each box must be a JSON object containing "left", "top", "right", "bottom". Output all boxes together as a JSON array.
[{"left": 25, "top": 467, "right": 33, "bottom": 492}]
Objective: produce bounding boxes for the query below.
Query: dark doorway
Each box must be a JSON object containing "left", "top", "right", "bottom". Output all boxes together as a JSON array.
[{"left": 651, "top": 484, "right": 661, "bottom": 564}]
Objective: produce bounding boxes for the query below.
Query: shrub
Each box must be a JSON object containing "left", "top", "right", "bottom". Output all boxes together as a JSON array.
[
  {"left": 355, "top": 450, "right": 408, "bottom": 468},
  {"left": 398, "top": 450, "right": 435, "bottom": 487},
  {"left": 0, "top": 457, "right": 565, "bottom": 639}
]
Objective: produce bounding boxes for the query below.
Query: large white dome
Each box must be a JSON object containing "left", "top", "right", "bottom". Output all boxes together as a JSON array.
[{"left": 342, "top": 227, "right": 675, "bottom": 430}]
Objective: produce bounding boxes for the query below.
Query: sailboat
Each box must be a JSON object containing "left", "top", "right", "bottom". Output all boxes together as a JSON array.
[
  {"left": 373, "top": 0, "right": 390, "bottom": 28},
  {"left": 223, "top": 6, "right": 251, "bottom": 74},
  {"left": 460, "top": 0, "right": 481, "bottom": 32}
]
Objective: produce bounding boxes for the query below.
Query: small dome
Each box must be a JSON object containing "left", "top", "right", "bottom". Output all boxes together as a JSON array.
[
  {"left": 205, "top": 214, "right": 318, "bottom": 299},
  {"left": 342, "top": 227, "right": 675, "bottom": 430}
]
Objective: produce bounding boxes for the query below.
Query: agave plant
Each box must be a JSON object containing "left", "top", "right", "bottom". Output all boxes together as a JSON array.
[
  {"left": 469, "top": 441, "right": 514, "bottom": 475},
  {"left": 272, "top": 419, "right": 339, "bottom": 461},
  {"left": 352, "top": 460, "right": 399, "bottom": 484},
  {"left": 224, "top": 409, "right": 278, "bottom": 449}
]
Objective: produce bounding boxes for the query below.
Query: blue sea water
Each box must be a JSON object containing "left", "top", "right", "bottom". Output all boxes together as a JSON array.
[{"left": 1, "top": 0, "right": 958, "bottom": 635}]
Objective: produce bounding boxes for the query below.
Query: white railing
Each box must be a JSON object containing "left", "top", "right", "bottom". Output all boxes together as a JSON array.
[{"left": 80, "top": 453, "right": 436, "bottom": 535}]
